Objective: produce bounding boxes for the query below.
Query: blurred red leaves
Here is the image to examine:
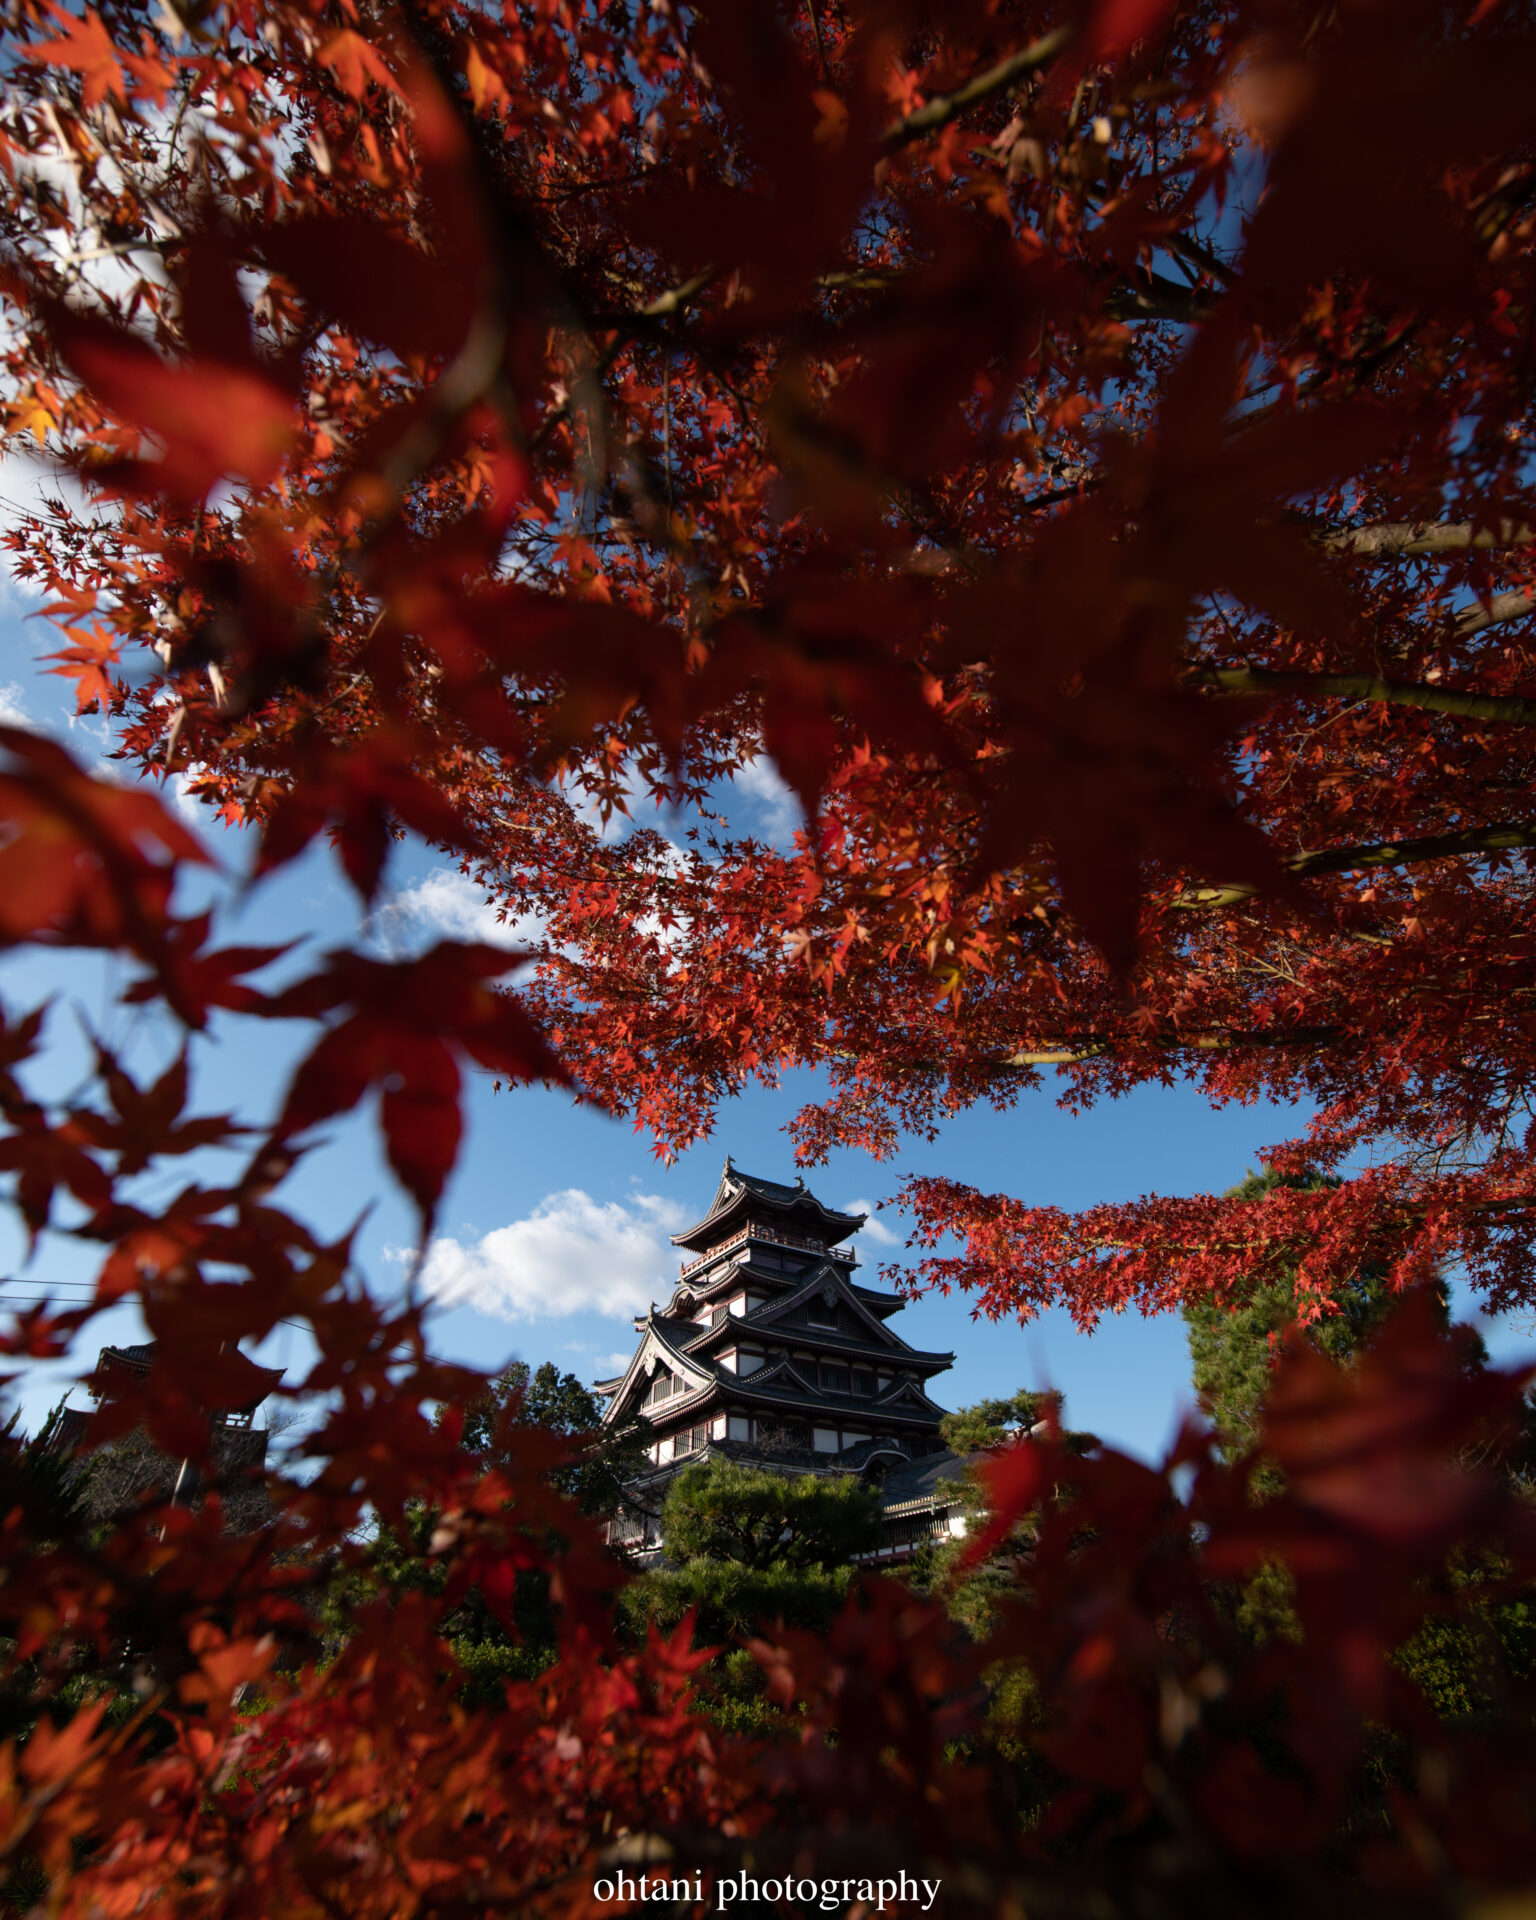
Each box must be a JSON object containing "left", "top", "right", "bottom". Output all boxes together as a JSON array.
[
  {"left": 44, "top": 302, "right": 294, "bottom": 502},
  {"left": 0, "top": 726, "right": 206, "bottom": 957},
  {"left": 270, "top": 943, "right": 567, "bottom": 1226}
]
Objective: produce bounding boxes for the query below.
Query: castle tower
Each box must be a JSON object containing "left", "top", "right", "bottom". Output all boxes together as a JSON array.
[{"left": 595, "top": 1162, "right": 957, "bottom": 1547}]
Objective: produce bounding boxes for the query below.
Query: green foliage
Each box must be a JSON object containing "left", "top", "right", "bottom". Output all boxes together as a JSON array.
[
  {"left": 449, "top": 1637, "right": 556, "bottom": 1710},
  {"left": 658, "top": 1459, "right": 884, "bottom": 1572},
  {"left": 617, "top": 1461, "right": 878, "bottom": 1716},
  {"left": 1392, "top": 1559, "right": 1536, "bottom": 1725},
  {"left": 938, "top": 1387, "right": 1059, "bottom": 1454},
  {"left": 0, "top": 1400, "right": 90, "bottom": 1541},
  {"left": 454, "top": 1360, "right": 649, "bottom": 1516},
  {"left": 1184, "top": 1170, "right": 1536, "bottom": 1722},
  {"left": 618, "top": 1558, "right": 856, "bottom": 1644},
  {"left": 913, "top": 1389, "right": 1097, "bottom": 1638},
  {"left": 1182, "top": 1171, "right": 1401, "bottom": 1460}
]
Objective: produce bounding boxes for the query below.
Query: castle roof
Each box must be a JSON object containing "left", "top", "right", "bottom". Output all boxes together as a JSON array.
[{"left": 670, "top": 1159, "right": 864, "bottom": 1253}]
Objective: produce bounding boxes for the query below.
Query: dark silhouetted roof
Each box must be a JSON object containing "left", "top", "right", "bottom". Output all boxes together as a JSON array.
[{"left": 671, "top": 1159, "right": 866, "bottom": 1252}]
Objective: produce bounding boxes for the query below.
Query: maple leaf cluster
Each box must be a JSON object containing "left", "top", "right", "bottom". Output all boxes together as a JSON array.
[{"left": 2, "top": 0, "right": 1536, "bottom": 1910}]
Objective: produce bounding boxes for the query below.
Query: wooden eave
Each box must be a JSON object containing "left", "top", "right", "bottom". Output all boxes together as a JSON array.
[
  {"left": 848, "top": 1284, "right": 903, "bottom": 1318},
  {"left": 660, "top": 1258, "right": 808, "bottom": 1322},
  {"left": 724, "top": 1374, "right": 945, "bottom": 1429}
]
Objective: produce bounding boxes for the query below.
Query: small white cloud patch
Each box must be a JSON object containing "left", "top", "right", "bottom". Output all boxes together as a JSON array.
[
  {"left": 371, "top": 868, "right": 537, "bottom": 955},
  {"left": 728, "top": 754, "right": 801, "bottom": 849},
  {"left": 844, "top": 1198, "right": 901, "bottom": 1248},
  {"left": 418, "top": 1188, "right": 691, "bottom": 1322}
]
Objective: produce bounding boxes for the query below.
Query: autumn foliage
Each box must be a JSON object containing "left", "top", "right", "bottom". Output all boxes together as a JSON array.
[{"left": 2, "top": 0, "right": 1536, "bottom": 1909}]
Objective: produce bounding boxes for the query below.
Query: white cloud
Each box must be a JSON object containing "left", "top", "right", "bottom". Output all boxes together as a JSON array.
[
  {"left": 169, "top": 770, "right": 207, "bottom": 823},
  {"left": 0, "top": 682, "right": 33, "bottom": 728},
  {"left": 370, "top": 868, "right": 539, "bottom": 956},
  {"left": 418, "top": 1188, "right": 691, "bottom": 1322},
  {"left": 727, "top": 754, "right": 801, "bottom": 848},
  {"left": 0, "top": 452, "right": 89, "bottom": 609},
  {"left": 844, "top": 1197, "right": 901, "bottom": 1249}
]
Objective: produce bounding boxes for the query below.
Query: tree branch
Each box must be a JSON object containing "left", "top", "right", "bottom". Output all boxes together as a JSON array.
[
  {"left": 1455, "top": 588, "right": 1534, "bottom": 637},
  {"left": 1189, "top": 664, "right": 1536, "bottom": 726},
  {"left": 1322, "top": 519, "right": 1534, "bottom": 558},
  {"left": 1104, "top": 274, "right": 1213, "bottom": 323},
  {"left": 994, "top": 1026, "right": 1343, "bottom": 1068},
  {"left": 1174, "top": 820, "right": 1536, "bottom": 910},
  {"left": 878, "top": 26, "right": 1075, "bottom": 152}
]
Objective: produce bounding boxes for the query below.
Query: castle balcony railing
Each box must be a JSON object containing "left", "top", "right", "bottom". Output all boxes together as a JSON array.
[{"left": 679, "top": 1221, "right": 848, "bottom": 1279}]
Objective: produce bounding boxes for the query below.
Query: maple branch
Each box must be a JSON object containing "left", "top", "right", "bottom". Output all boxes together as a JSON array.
[
  {"left": 1104, "top": 275, "right": 1213, "bottom": 323},
  {"left": 993, "top": 1026, "right": 1342, "bottom": 1067},
  {"left": 536, "top": 270, "right": 718, "bottom": 456},
  {"left": 955, "top": 1193, "right": 1536, "bottom": 1258},
  {"left": 878, "top": 26, "right": 1076, "bottom": 152},
  {"left": 1322, "top": 519, "right": 1535, "bottom": 558},
  {"left": 818, "top": 261, "right": 1210, "bottom": 323},
  {"left": 1190, "top": 664, "right": 1536, "bottom": 726},
  {"left": 1454, "top": 589, "right": 1535, "bottom": 636},
  {"left": 1174, "top": 820, "right": 1536, "bottom": 910}
]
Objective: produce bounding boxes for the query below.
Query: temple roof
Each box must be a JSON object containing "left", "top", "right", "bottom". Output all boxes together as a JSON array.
[
  {"left": 92, "top": 1340, "right": 284, "bottom": 1415},
  {"left": 670, "top": 1159, "right": 865, "bottom": 1253}
]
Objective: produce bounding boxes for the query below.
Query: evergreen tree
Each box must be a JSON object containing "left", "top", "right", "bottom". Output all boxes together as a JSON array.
[
  {"left": 658, "top": 1459, "right": 883, "bottom": 1573},
  {"left": 457, "top": 1360, "right": 649, "bottom": 1517},
  {"left": 618, "top": 1461, "right": 883, "bottom": 1666},
  {"left": 1183, "top": 1171, "right": 1402, "bottom": 1460},
  {"left": 909, "top": 1389, "right": 1098, "bottom": 1639}
]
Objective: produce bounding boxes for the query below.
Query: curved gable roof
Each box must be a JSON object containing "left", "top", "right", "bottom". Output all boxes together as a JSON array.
[
  {"left": 599, "top": 1318, "right": 714, "bottom": 1425},
  {"left": 671, "top": 1159, "right": 865, "bottom": 1252},
  {"left": 752, "top": 1265, "right": 952, "bottom": 1363}
]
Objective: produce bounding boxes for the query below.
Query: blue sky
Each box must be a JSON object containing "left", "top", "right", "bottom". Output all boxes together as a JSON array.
[{"left": 3, "top": 565, "right": 1527, "bottom": 1464}]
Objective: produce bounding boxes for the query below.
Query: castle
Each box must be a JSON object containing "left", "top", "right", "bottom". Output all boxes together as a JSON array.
[{"left": 595, "top": 1161, "right": 968, "bottom": 1560}]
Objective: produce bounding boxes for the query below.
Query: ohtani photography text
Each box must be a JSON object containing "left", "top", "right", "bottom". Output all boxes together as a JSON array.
[{"left": 592, "top": 1871, "right": 943, "bottom": 1912}]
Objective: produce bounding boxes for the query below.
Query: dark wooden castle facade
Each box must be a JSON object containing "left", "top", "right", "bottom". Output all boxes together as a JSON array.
[{"left": 596, "top": 1163, "right": 966, "bottom": 1557}]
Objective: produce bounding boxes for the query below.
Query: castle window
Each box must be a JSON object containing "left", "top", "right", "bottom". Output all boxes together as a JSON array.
[
  {"left": 820, "top": 1363, "right": 850, "bottom": 1392},
  {"left": 852, "top": 1369, "right": 876, "bottom": 1396}
]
